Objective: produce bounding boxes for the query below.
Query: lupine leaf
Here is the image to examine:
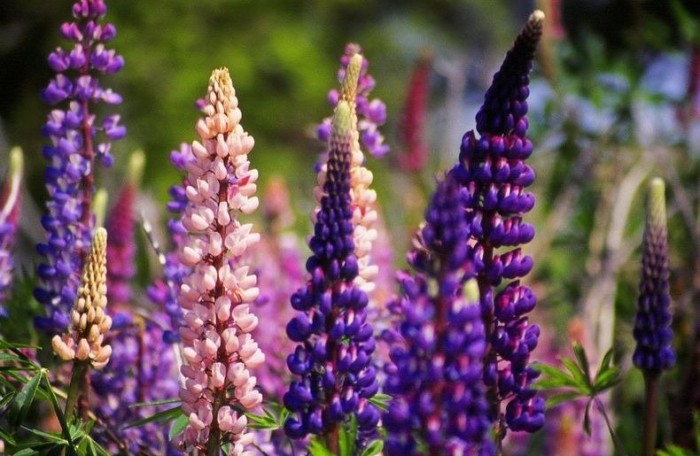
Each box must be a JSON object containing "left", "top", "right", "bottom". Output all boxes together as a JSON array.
[
  {"left": 246, "top": 410, "right": 280, "bottom": 430},
  {"left": 561, "top": 357, "right": 591, "bottom": 391},
  {"left": 572, "top": 343, "right": 592, "bottom": 386},
  {"left": 592, "top": 366, "right": 622, "bottom": 392},
  {"left": 339, "top": 415, "right": 358, "bottom": 456},
  {"left": 169, "top": 414, "right": 188, "bottom": 440},
  {"left": 360, "top": 440, "right": 384, "bottom": 456},
  {"left": 368, "top": 393, "right": 392, "bottom": 411},
  {"left": 532, "top": 362, "right": 582, "bottom": 390},
  {"left": 9, "top": 371, "right": 41, "bottom": 427},
  {"left": 546, "top": 391, "right": 584, "bottom": 409},
  {"left": 0, "top": 426, "right": 17, "bottom": 445},
  {"left": 308, "top": 437, "right": 333, "bottom": 456},
  {"left": 123, "top": 405, "right": 183, "bottom": 429},
  {"left": 656, "top": 444, "right": 691, "bottom": 456},
  {"left": 129, "top": 398, "right": 180, "bottom": 408},
  {"left": 583, "top": 399, "right": 593, "bottom": 436}
]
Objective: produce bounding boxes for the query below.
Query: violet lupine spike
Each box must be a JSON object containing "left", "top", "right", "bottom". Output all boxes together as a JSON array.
[
  {"left": 0, "top": 147, "right": 23, "bottom": 317},
  {"left": 177, "top": 68, "right": 264, "bottom": 454},
  {"left": 383, "top": 176, "right": 494, "bottom": 455},
  {"left": 448, "top": 10, "right": 546, "bottom": 436},
  {"left": 315, "top": 47, "right": 380, "bottom": 297},
  {"left": 284, "top": 56, "right": 380, "bottom": 449},
  {"left": 146, "top": 142, "right": 194, "bottom": 343},
  {"left": 632, "top": 178, "right": 675, "bottom": 372},
  {"left": 35, "top": 0, "right": 125, "bottom": 334},
  {"left": 317, "top": 43, "right": 389, "bottom": 159}
]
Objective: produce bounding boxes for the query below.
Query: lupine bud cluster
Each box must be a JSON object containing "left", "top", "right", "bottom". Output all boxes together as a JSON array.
[
  {"left": 283, "top": 56, "right": 380, "bottom": 445},
  {"left": 633, "top": 178, "right": 675, "bottom": 372},
  {"left": 35, "top": 0, "right": 125, "bottom": 334},
  {"left": 383, "top": 175, "right": 494, "bottom": 455},
  {"left": 448, "top": 10, "right": 546, "bottom": 434},
  {"left": 0, "top": 148, "right": 23, "bottom": 317},
  {"left": 177, "top": 68, "right": 264, "bottom": 453},
  {"left": 51, "top": 227, "right": 112, "bottom": 370},
  {"left": 317, "top": 43, "right": 389, "bottom": 159}
]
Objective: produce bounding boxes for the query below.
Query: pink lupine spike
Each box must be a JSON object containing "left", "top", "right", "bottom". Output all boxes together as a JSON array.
[{"left": 177, "top": 67, "right": 263, "bottom": 455}]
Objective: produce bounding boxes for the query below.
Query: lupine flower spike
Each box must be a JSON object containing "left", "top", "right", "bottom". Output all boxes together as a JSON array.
[
  {"left": 383, "top": 175, "right": 495, "bottom": 455},
  {"left": 284, "top": 54, "right": 380, "bottom": 451},
  {"left": 318, "top": 43, "right": 389, "bottom": 159},
  {"left": 315, "top": 46, "right": 383, "bottom": 298},
  {"left": 449, "top": 10, "right": 546, "bottom": 443},
  {"left": 0, "top": 147, "right": 23, "bottom": 317},
  {"left": 35, "top": 0, "right": 125, "bottom": 334},
  {"left": 634, "top": 178, "right": 675, "bottom": 456},
  {"left": 51, "top": 227, "right": 111, "bottom": 421},
  {"left": 177, "top": 67, "right": 264, "bottom": 455}
]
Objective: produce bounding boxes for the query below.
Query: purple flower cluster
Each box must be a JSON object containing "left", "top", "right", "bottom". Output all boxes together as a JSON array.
[
  {"left": 317, "top": 43, "right": 389, "bottom": 159},
  {"left": 35, "top": 0, "right": 125, "bottom": 333},
  {"left": 284, "top": 64, "right": 380, "bottom": 444},
  {"left": 448, "top": 11, "right": 545, "bottom": 434},
  {"left": 105, "top": 183, "right": 136, "bottom": 306},
  {"left": 0, "top": 148, "right": 23, "bottom": 317},
  {"left": 91, "top": 314, "right": 179, "bottom": 454},
  {"left": 146, "top": 143, "right": 194, "bottom": 343},
  {"left": 632, "top": 178, "right": 675, "bottom": 372},
  {"left": 383, "top": 176, "right": 494, "bottom": 455}
]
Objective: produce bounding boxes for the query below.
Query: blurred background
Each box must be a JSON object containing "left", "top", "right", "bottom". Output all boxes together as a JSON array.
[{"left": 1, "top": 0, "right": 700, "bottom": 454}]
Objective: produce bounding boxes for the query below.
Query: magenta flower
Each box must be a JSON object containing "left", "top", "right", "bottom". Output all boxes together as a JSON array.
[{"left": 176, "top": 68, "right": 264, "bottom": 454}]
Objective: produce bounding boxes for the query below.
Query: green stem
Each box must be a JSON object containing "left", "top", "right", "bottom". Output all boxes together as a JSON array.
[
  {"left": 642, "top": 372, "right": 660, "bottom": 456},
  {"left": 64, "top": 362, "right": 88, "bottom": 423},
  {"left": 206, "top": 421, "right": 221, "bottom": 456}
]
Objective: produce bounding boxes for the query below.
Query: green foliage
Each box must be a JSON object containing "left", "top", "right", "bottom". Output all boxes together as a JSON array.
[{"left": 535, "top": 343, "right": 622, "bottom": 436}]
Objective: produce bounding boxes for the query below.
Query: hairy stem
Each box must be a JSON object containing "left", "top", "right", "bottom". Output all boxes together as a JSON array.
[
  {"left": 642, "top": 372, "right": 660, "bottom": 456},
  {"left": 64, "top": 361, "right": 88, "bottom": 423}
]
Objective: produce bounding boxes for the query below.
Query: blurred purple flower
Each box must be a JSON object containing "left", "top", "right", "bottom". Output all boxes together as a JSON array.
[{"left": 0, "top": 148, "right": 23, "bottom": 317}]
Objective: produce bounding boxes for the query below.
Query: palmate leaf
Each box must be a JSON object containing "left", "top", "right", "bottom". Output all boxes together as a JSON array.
[
  {"left": 368, "top": 393, "right": 392, "bottom": 411},
  {"left": 338, "top": 415, "right": 358, "bottom": 456},
  {"left": 572, "top": 343, "right": 592, "bottom": 386}
]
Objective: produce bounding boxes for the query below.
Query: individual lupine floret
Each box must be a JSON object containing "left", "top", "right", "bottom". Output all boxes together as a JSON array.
[
  {"left": 283, "top": 60, "right": 380, "bottom": 450},
  {"left": 383, "top": 175, "right": 494, "bottom": 455},
  {"left": 632, "top": 178, "right": 675, "bottom": 372},
  {"left": 51, "top": 227, "right": 112, "bottom": 370},
  {"left": 177, "top": 68, "right": 264, "bottom": 455},
  {"left": 35, "top": 0, "right": 125, "bottom": 334},
  {"left": 448, "top": 10, "right": 546, "bottom": 438},
  {"left": 0, "top": 147, "right": 23, "bottom": 317}
]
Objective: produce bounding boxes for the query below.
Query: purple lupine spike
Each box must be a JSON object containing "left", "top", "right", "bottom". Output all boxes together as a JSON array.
[
  {"left": 0, "top": 148, "right": 23, "bottom": 317},
  {"left": 317, "top": 43, "right": 389, "bottom": 159},
  {"left": 633, "top": 178, "right": 675, "bottom": 372},
  {"left": 448, "top": 10, "right": 546, "bottom": 439},
  {"left": 284, "top": 55, "right": 379, "bottom": 450},
  {"left": 35, "top": 0, "right": 125, "bottom": 334},
  {"left": 383, "top": 175, "right": 494, "bottom": 455},
  {"left": 146, "top": 143, "right": 193, "bottom": 343}
]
